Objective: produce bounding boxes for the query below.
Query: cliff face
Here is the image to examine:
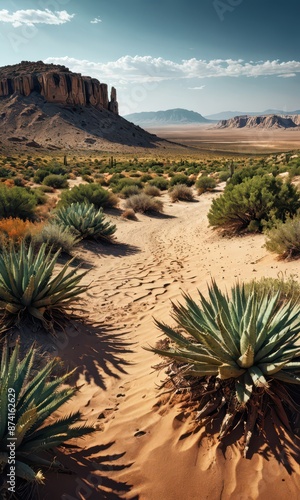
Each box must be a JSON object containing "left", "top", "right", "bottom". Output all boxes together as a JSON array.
[
  {"left": 0, "top": 61, "right": 118, "bottom": 114},
  {"left": 216, "top": 114, "right": 300, "bottom": 129}
]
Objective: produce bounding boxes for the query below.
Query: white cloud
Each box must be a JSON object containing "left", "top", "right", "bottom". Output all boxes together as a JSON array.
[
  {"left": 188, "top": 85, "right": 206, "bottom": 90},
  {"left": 0, "top": 9, "right": 74, "bottom": 28},
  {"left": 44, "top": 56, "right": 300, "bottom": 83},
  {"left": 91, "top": 17, "right": 102, "bottom": 24},
  {"left": 278, "top": 73, "right": 296, "bottom": 78}
]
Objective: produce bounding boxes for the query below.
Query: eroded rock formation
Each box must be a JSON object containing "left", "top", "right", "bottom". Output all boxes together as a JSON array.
[{"left": 0, "top": 61, "right": 118, "bottom": 114}]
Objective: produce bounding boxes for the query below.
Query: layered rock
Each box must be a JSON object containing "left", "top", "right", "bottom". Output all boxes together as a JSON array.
[
  {"left": 0, "top": 61, "right": 118, "bottom": 114},
  {"left": 216, "top": 114, "right": 300, "bottom": 129}
]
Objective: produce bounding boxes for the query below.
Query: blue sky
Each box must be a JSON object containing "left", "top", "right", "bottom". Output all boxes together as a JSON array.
[{"left": 0, "top": 0, "right": 299, "bottom": 115}]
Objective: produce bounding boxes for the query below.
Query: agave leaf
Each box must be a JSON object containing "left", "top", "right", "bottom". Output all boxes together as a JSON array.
[
  {"left": 218, "top": 363, "right": 246, "bottom": 379},
  {"left": 258, "top": 361, "right": 288, "bottom": 375},
  {"left": 235, "top": 372, "right": 253, "bottom": 404},
  {"left": 237, "top": 344, "right": 254, "bottom": 369},
  {"left": 248, "top": 366, "right": 269, "bottom": 388},
  {"left": 15, "top": 461, "right": 45, "bottom": 484}
]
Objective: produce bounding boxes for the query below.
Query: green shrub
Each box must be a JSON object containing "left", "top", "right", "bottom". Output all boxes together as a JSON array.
[
  {"left": 58, "top": 183, "right": 118, "bottom": 210},
  {"left": 218, "top": 171, "right": 231, "bottom": 183},
  {"left": 143, "top": 185, "right": 161, "bottom": 197},
  {"left": 245, "top": 275, "right": 300, "bottom": 306},
  {"left": 169, "top": 174, "right": 193, "bottom": 187},
  {"left": 140, "top": 174, "right": 153, "bottom": 183},
  {"left": 265, "top": 216, "right": 300, "bottom": 259},
  {"left": 124, "top": 193, "right": 163, "bottom": 214},
  {"left": 112, "top": 177, "right": 143, "bottom": 193},
  {"left": 0, "top": 185, "right": 37, "bottom": 220},
  {"left": 196, "top": 176, "right": 217, "bottom": 193},
  {"left": 148, "top": 177, "right": 169, "bottom": 190},
  {"left": 43, "top": 174, "right": 68, "bottom": 189},
  {"left": 0, "top": 241, "right": 89, "bottom": 332},
  {"left": 0, "top": 342, "right": 94, "bottom": 496},
  {"left": 32, "top": 223, "right": 78, "bottom": 254},
  {"left": 169, "top": 184, "right": 195, "bottom": 202},
  {"left": 31, "top": 188, "right": 47, "bottom": 205},
  {"left": 54, "top": 202, "right": 116, "bottom": 242},
  {"left": 208, "top": 175, "right": 300, "bottom": 234},
  {"left": 149, "top": 280, "right": 300, "bottom": 456}
]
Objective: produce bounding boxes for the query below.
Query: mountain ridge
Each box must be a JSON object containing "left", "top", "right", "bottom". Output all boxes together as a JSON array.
[{"left": 124, "top": 108, "right": 211, "bottom": 126}]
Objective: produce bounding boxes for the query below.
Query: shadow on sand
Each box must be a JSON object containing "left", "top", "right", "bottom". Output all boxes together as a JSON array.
[
  {"left": 52, "top": 320, "right": 136, "bottom": 391},
  {"left": 40, "top": 442, "right": 138, "bottom": 500}
]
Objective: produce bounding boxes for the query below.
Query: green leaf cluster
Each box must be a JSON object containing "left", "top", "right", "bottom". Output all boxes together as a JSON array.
[
  {"left": 0, "top": 342, "right": 94, "bottom": 494},
  {"left": 54, "top": 202, "right": 116, "bottom": 242},
  {"left": 0, "top": 241, "right": 89, "bottom": 331},
  {"left": 208, "top": 175, "right": 300, "bottom": 233}
]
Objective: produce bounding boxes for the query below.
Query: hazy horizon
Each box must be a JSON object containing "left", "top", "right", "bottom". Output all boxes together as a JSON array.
[{"left": 0, "top": 1, "right": 299, "bottom": 116}]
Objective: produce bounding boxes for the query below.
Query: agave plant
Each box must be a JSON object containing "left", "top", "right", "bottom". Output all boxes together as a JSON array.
[
  {"left": 149, "top": 280, "right": 300, "bottom": 455},
  {"left": 0, "top": 341, "right": 94, "bottom": 498},
  {"left": 54, "top": 202, "right": 117, "bottom": 242},
  {"left": 0, "top": 241, "right": 89, "bottom": 332}
]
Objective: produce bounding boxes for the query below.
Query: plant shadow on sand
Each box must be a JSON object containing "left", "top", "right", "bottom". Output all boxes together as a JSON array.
[
  {"left": 53, "top": 320, "right": 136, "bottom": 390},
  {"left": 39, "top": 442, "right": 138, "bottom": 500},
  {"left": 171, "top": 397, "right": 300, "bottom": 475}
]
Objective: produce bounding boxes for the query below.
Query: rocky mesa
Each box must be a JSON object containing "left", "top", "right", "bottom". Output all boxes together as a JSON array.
[
  {"left": 215, "top": 114, "right": 300, "bottom": 129},
  {"left": 0, "top": 61, "right": 179, "bottom": 152},
  {"left": 0, "top": 60, "right": 118, "bottom": 114}
]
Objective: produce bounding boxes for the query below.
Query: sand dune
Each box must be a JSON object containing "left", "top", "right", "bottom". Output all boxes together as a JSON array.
[{"left": 42, "top": 190, "right": 300, "bottom": 499}]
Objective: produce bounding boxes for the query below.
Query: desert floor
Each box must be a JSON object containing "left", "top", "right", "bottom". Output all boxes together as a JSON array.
[
  {"left": 145, "top": 126, "right": 300, "bottom": 154},
  {"left": 41, "top": 187, "right": 300, "bottom": 500}
]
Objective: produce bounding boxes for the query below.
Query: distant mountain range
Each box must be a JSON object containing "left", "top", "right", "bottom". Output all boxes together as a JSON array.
[
  {"left": 215, "top": 114, "right": 300, "bottom": 129},
  {"left": 124, "top": 108, "right": 211, "bottom": 126},
  {"left": 205, "top": 109, "right": 300, "bottom": 121},
  {"left": 124, "top": 107, "right": 300, "bottom": 127}
]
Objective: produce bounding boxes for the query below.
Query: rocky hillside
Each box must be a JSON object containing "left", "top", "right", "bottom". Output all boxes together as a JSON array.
[
  {"left": 124, "top": 108, "right": 211, "bottom": 126},
  {"left": 215, "top": 114, "right": 300, "bottom": 129},
  {"left": 0, "top": 61, "right": 173, "bottom": 151},
  {"left": 0, "top": 60, "right": 118, "bottom": 113}
]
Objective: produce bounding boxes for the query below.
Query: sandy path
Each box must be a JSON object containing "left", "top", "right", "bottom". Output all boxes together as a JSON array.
[{"left": 43, "top": 191, "right": 300, "bottom": 500}]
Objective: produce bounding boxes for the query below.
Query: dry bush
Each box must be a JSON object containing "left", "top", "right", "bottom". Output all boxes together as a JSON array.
[
  {"left": 143, "top": 185, "right": 161, "bottom": 197},
  {"left": 169, "top": 184, "right": 195, "bottom": 202},
  {"left": 265, "top": 216, "right": 300, "bottom": 259},
  {"left": 0, "top": 217, "right": 42, "bottom": 248},
  {"left": 124, "top": 193, "right": 163, "bottom": 214},
  {"left": 121, "top": 208, "right": 138, "bottom": 220}
]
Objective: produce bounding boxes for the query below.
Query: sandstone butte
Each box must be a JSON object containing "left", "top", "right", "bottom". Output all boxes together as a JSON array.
[{"left": 0, "top": 60, "right": 119, "bottom": 114}]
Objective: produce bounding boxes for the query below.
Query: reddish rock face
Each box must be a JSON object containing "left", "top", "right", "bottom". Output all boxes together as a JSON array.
[{"left": 0, "top": 64, "right": 118, "bottom": 114}]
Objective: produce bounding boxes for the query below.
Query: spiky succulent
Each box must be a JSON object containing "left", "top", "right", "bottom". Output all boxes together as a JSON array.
[
  {"left": 0, "top": 241, "right": 89, "bottom": 332},
  {"left": 149, "top": 280, "right": 300, "bottom": 454},
  {"left": 0, "top": 341, "right": 94, "bottom": 498},
  {"left": 54, "top": 202, "right": 116, "bottom": 242}
]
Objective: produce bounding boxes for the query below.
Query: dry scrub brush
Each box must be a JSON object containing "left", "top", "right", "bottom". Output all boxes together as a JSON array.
[
  {"left": 124, "top": 193, "right": 163, "bottom": 214},
  {"left": 169, "top": 184, "right": 195, "bottom": 202}
]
